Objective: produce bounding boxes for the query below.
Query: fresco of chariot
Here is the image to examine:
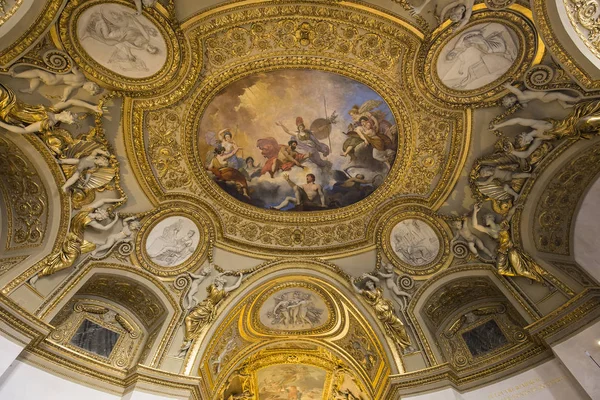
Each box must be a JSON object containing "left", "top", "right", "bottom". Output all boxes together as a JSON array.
[{"left": 199, "top": 70, "right": 398, "bottom": 211}]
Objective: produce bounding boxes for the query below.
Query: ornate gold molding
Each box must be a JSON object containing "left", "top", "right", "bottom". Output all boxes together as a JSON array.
[
  {"left": 0, "top": 0, "right": 63, "bottom": 66},
  {"left": 533, "top": 0, "right": 600, "bottom": 88},
  {"left": 0, "top": 136, "right": 47, "bottom": 251},
  {"left": 563, "top": 0, "right": 600, "bottom": 60},
  {"left": 0, "top": 0, "right": 23, "bottom": 27},
  {"left": 125, "top": 0, "right": 470, "bottom": 257},
  {"left": 534, "top": 141, "right": 600, "bottom": 255}
]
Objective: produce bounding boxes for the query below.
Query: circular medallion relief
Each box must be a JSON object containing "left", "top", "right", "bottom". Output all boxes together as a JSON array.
[
  {"left": 76, "top": 3, "right": 167, "bottom": 78},
  {"left": 436, "top": 22, "right": 519, "bottom": 91},
  {"left": 390, "top": 219, "right": 440, "bottom": 267},
  {"left": 145, "top": 216, "right": 199, "bottom": 267},
  {"left": 198, "top": 69, "right": 398, "bottom": 211},
  {"left": 380, "top": 207, "right": 451, "bottom": 276},
  {"left": 136, "top": 208, "right": 210, "bottom": 277},
  {"left": 420, "top": 6, "right": 543, "bottom": 105}
]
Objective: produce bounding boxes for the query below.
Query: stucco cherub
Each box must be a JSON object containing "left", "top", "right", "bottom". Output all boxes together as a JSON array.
[
  {"left": 450, "top": 215, "right": 495, "bottom": 260},
  {"left": 90, "top": 216, "right": 141, "bottom": 258},
  {"left": 183, "top": 263, "right": 214, "bottom": 310},
  {"left": 501, "top": 83, "right": 583, "bottom": 109},
  {"left": 10, "top": 65, "right": 102, "bottom": 101}
]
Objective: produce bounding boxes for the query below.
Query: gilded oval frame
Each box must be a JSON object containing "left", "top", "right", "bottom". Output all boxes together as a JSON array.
[{"left": 185, "top": 61, "right": 412, "bottom": 225}]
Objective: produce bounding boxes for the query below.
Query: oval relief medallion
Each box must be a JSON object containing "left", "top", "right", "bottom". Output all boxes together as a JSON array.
[
  {"left": 436, "top": 22, "right": 519, "bottom": 91},
  {"left": 145, "top": 216, "right": 199, "bottom": 268},
  {"left": 76, "top": 3, "right": 167, "bottom": 79},
  {"left": 391, "top": 219, "right": 440, "bottom": 267},
  {"left": 136, "top": 208, "right": 210, "bottom": 277},
  {"left": 380, "top": 207, "right": 451, "bottom": 275}
]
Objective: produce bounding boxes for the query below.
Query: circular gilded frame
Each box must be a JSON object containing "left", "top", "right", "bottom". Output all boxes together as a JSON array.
[
  {"left": 420, "top": 4, "right": 544, "bottom": 105},
  {"left": 56, "top": 0, "right": 182, "bottom": 92},
  {"left": 247, "top": 281, "right": 339, "bottom": 337},
  {"left": 135, "top": 207, "right": 211, "bottom": 277},
  {"left": 380, "top": 206, "right": 450, "bottom": 276}
]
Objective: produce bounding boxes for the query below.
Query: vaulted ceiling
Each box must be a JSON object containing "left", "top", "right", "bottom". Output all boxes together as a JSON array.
[{"left": 0, "top": 1, "right": 599, "bottom": 399}]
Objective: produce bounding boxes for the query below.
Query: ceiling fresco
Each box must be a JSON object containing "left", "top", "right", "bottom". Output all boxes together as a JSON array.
[
  {"left": 0, "top": 1, "right": 599, "bottom": 399},
  {"left": 198, "top": 69, "right": 398, "bottom": 211}
]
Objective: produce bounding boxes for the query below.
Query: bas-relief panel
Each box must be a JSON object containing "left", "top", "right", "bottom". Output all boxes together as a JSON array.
[
  {"left": 259, "top": 288, "right": 328, "bottom": 331},
  {"left": 391, "top": 219, "right": 440, "bottom": 267},
  {"left": 198, "top": 69, "right": 398, "bottom": 211},
  {"left": 436, "top": 23, "right": 519, "bottom": 91},
  {"left": 76, "top": 3, "right": 167, "bottom": 78},
  {"left": 145, "top": 216, "right": 199, "bottom": 268},
  {"left": 257, "top": 364, "right": 326, "bottom": 400}
]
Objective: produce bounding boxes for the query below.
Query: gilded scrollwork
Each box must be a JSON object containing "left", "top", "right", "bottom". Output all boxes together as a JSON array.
[
  {"left": 117, "top": 0, "right": 473, "bottom": 258},
  {"left": 0, "top": 136, "right": 47, "bottom": 250},
  {"left": 438, "top": 302, "right": 529, "bottom": 367},
  {"left": 532, "top": 0, "right": 600, "bottom": 89},
  {"left": 564, "top": 0, "right": 600, "bottom": 60},
  {"left": 146, "top": 107, "right": 192, "bottom": 191},
  {"left": 76, "top": 273, "right": 167, "bottom": 328}
]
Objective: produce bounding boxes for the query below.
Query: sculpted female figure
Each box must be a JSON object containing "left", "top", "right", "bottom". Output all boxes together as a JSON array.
[
  {"left": 178, "top": 272, "right": 243, "bottom": 356},
  {"left": 182, "top": 264, "right": 214, "bottom": 310},
  {"left": 29, "top": 197, "right": 124, "bottom": 287},
  {"left": 362, "top": 264, "right": 411, "bottom": 311},
  {"left": 352, "top": 275, "right": 412, "bottom": 352},
  {"left": 472, "top": 203, "right": 547, "bottom": 283},
  {"left": 0, "top": 83, "right": 103, "bottom": 135}
]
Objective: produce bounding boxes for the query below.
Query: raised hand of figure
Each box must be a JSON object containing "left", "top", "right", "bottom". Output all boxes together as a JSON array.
[{"left": 282, "top": 173, "right": 289, "bottom": 180}]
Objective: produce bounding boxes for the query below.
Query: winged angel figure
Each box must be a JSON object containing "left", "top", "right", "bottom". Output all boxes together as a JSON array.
[{"left": 477, "top": 100, "right": 600, "bottom": 213}]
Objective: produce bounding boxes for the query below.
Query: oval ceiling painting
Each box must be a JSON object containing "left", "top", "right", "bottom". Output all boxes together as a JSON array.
[
  {"left": 198, "top": 69, "right": 398, "bottom": 211},
  {"left": 76, "top": 3, "right": 168, "bottom": 78}
]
